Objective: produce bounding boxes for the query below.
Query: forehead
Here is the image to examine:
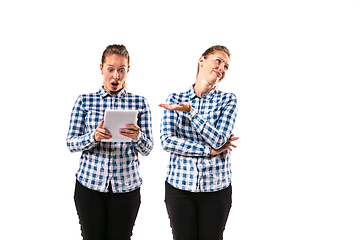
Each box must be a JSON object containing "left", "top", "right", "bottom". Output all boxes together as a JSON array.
[
  {"left": 104, "top": 54, "right": 128, "bottom": 66},
  {"left": 212, "top": 50, "right": 230, "bottom": 65}
]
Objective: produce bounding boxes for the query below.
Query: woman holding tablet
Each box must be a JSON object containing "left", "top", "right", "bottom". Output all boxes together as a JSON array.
[
  {"left": 159, "top": 45, "right": 238, "bottom": 240},
  {"left": 67, "top": 44, "right": 153, "bottom": 240}
]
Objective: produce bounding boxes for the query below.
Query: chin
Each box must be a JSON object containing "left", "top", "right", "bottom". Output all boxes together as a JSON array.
[{"left": 209, "top": 78, "right": 219, "bottom": 86}]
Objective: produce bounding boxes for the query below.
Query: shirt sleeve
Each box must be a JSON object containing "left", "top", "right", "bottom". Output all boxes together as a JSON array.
[
  {"left": 188, "top": 93, "right": 238, "bottom": 150},
  {"left": 66, "top": 95, "right": 99, "bottom": 152},
  {"left": 160, "top": 94, "right": 212, "bottom": 157},
  {"left": 132, "top": 97, "right": 154, "bottom": 156}
]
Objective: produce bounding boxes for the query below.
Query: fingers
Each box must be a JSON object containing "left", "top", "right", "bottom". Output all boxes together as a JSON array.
[
  {"left": 95, "top": 130, "right": 112, "bottom": 141},
  {"left": 124, "top": 124, "right": 140, "bottom": 130},
  {"left": 227, "top": 142, "right": 237, "bottom": 151},
  {"left": 159, "top": 103, "right": 192, "bottom": 113},
  {"left": 119, "top": 124, "right": 140, "bottom": 140},
  {"left": 159, "top": 104, "right": 177, "bottom": 111},
  {"left": 210, "top": 140, "right": 238, "bottom": 156},
  {"left": 95, "top": 121, "right": 141, "bottom": 142},
  {"left": 98, "top": 120, "right": 104, "bottom": 128},
  {"left": 158, "top": 104, "right": 167, "bottom": 108},
  {"left": 95, "top": 120, "right": 112, "bottom": 142},
  {"left": 222, "top": 141, "right": 237, "bottom": 152},
  {"left": 228, "top": 134, "right": 239, "bottom": 143}
]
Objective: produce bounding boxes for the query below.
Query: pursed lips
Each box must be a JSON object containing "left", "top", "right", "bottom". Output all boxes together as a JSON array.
[{"left": 213, "top": 70, "right": 222, "bottom": 78}]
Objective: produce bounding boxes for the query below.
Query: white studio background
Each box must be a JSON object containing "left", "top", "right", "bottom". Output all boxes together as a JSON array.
[{"left": 1, "top": 0, "right": 359, "bottom": 239}]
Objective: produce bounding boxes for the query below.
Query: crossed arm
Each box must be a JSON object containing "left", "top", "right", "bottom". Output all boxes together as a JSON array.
[{"left": 159, "top": 101, "right": 238, "bottom": 156}]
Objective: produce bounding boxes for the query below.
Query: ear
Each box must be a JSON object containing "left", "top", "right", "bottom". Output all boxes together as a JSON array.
[
  {"left": 100, "top": 64, "right": 103, "bottom": 74},
  {"left": 127, "top": 65, "right": 130, "bottom": 73},
  {"left": 199, "top": 56, "right": 205, "bottom": 67}
]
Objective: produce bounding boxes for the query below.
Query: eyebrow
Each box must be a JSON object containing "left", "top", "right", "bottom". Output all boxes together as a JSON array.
[{"left": 107, "top": 64, "right": 127, "bottom": 68}]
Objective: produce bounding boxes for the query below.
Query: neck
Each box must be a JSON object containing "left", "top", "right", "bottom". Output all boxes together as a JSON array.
[
  {"left": 103, "top": 86, "right": 124, "bottom": 96},
  {"left": 194, "top": 77, "right": 215, "bottom": 97}
]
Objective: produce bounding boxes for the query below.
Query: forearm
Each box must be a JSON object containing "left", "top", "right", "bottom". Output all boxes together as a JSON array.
[
  {"left": 188, "top": 98, "right": 238, "bottom": 150},
  {"left": 133, "top": 131, "right": 153, "bottom": 156},
  {"left": 66, "top": 132, "right": 99, "bottom": 153},
  {"left": 160, "top": 134, "right": 211, "bottom": 157},
  {"left": 188, "top": 109, "right": 230, "bottom": 149}
]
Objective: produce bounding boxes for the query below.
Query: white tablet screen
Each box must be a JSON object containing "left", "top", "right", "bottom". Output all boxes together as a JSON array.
[{"left": 101, "top": 110, "right": 138, "bottom": 142}]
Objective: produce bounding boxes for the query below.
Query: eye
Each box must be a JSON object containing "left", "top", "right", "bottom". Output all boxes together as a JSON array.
[
  {"left": 120, "top": 69, "right": 125, "bottom": 73},
  {"left": 107, "top": 68, "right": 113, "bottom": 72},
  {"left": 216, "top": 59, "right": 221, "bottom": 64},
  {"left": 224, "top": 65, "right": 229, "bottom": 71}
]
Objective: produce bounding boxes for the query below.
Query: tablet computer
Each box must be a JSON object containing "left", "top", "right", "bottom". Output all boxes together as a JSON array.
[{"left": 101, "top": 109, "right": 138, "bottom": 142}]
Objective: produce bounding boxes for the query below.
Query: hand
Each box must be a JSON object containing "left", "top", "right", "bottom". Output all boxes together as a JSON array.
[
  {"left": 119, "top": 124, "right": 141, "bottom": 140},
  {"left": 94, "top": 120, "right": 112, "bottom": 142},
  {"left": 159, "top": 102, "right": 192, "bottom": 113},
  {"left": 210, "top": 134, "right": 239, "bottom": 156}
]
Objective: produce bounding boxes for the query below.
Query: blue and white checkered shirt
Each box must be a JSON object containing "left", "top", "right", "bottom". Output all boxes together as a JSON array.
[
  {"left": 160, "top": 85, "right": 238, "bottom": 192},
  {"left": 67, "top": 87, "right": 153, "bottom": 193}
]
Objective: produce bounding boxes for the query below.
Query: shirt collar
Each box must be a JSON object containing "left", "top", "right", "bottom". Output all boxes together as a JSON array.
[
  {"left": 98, "top": 87, "right": 127, "bottom": 98},
  {"left": 189, "top": 84, "right": 218, "bottom": 100}
]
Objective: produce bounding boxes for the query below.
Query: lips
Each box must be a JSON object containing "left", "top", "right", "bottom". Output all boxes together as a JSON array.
[
  {"left": 214, "top": 71, "right": 222, "bottom": 79},
  {"left": 111, "top": 82, "right": 119, "bottom": 88}
]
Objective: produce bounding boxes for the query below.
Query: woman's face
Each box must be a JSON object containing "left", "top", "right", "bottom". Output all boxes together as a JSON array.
[
  {"left": 100, "top": 54, "right": 129, "bottom": 94},
  {"left": 198, "top": 50, "right": 230, "bottom": 86}
]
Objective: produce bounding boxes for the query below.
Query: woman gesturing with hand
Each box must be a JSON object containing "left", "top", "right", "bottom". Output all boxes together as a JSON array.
[{"left": 159, "top": 45, "right": 238, "bottom": 240}]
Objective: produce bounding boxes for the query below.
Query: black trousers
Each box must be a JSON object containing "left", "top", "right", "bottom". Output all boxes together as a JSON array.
[
  {"left": 74, "top": 180, "right": 141, "bottom": 240},
  {"left": 165, "top": 181, "right": 232, "bottom": 240}
]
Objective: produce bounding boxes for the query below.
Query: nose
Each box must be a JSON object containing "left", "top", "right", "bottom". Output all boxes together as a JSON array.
[
  {"left": 218, "top": 65, "right": 224, "bottom": 73},
  {"left": 113, "top": 71, "right": 119, "bottom": 80}
]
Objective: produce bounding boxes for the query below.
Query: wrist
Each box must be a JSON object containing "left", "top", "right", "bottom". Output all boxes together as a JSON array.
[
  {"left": 187, "top": 105, "right": 192, "bottom": 113},
  {"left": 92, "top": 131, "right": 101, "bottom": 143},
  {"left": 94, "top": 134, "right": 100, "bottom": 142},
  {"left": 132, "top": 131, "right": 142, "bottom": 142}
]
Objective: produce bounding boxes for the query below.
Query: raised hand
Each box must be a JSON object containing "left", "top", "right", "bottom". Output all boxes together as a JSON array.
[{"left": 159, "top": 102, "right": 192, "bottom": 113}]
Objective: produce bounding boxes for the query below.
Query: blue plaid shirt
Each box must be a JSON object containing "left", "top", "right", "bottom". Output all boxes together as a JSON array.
[
  {"left": 160, "top": 85, "right": 238, "bottom": 192},
  {"left": 67, "top": 87, "right": 153, "bottom": 193}
]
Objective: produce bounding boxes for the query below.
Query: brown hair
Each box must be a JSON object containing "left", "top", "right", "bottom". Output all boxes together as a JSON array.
[
  {"left": 101, "top": 44, "right": 130, "bottom": 66},
  {"left": 196, "top": 45, "right": 231, "bottom": 77},
  {"left": 101, "top": 44, "right": 130, "bottom": 89}
]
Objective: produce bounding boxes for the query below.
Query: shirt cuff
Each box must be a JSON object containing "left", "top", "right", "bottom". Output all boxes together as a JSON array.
[
  {"left": 204, "top": 144, "right": 211, "bottom": 157},
  {"left": 188, "top": 107, "right": 198, "bottom": 120},
  {"left": 90, "top": 132, "right": 100, "bottom": 144},
  {"left": 188, "top": 106, "right": 206, "bottom": 130}
]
